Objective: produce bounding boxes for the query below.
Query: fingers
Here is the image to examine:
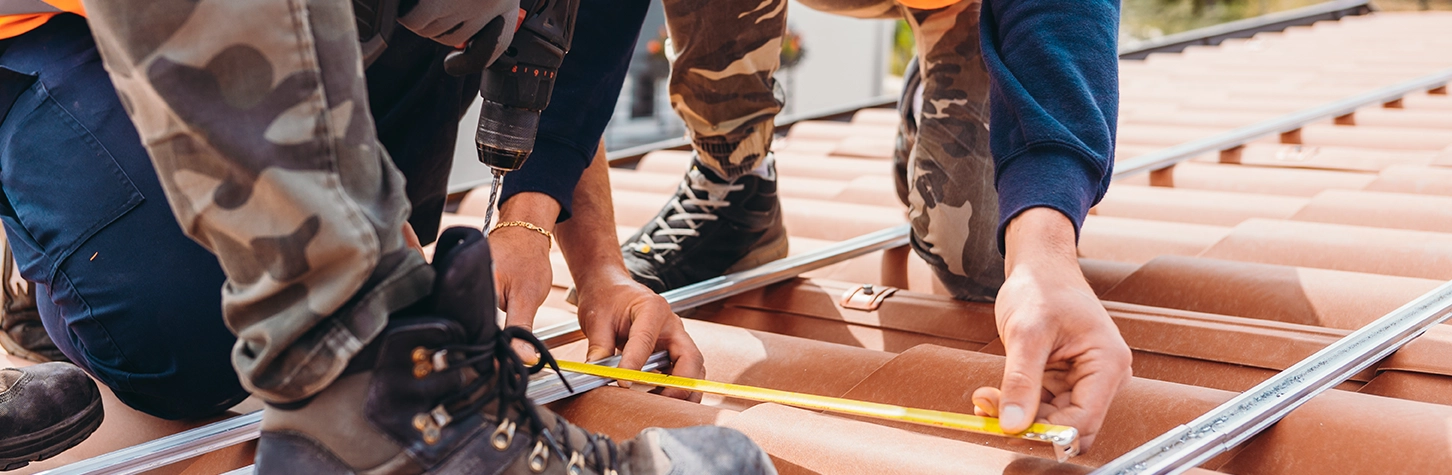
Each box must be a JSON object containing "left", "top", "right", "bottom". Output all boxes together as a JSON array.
[
  {"left": 503, "top": 299, "right": 542, "bottom": 364},
  {"left": 972, "top": 387, "right": 1001, "bottom": 418},
  {"left": 998, "top": 329, "right": 1053, "bottom": 434},
  {"left": 658, "top": 320, "right": 705, "bottom": 402},
  {"left": 402, "top": 224, "right": 425, "bottom": 258},
  {"left": 618, "top": 299, "right": 668, "bottom": 372},
  {"left": 582, "top": 311, "right": 620, "bottom": 363},
  {"left": 1048, "top": 352, "right": 1132, "bottom": 451}
]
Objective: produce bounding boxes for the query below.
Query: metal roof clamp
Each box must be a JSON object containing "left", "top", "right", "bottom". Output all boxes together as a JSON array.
[{"left": 840, "top": 284, "right": 898, "bottom": 311}]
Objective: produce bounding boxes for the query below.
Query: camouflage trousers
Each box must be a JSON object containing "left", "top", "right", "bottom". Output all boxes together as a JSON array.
[
  {"left": 80, "top": 0, "right": 434, "bottom": 403},
  {"left": 666, "top": 0, "right": 1003, "bottom": 300}
]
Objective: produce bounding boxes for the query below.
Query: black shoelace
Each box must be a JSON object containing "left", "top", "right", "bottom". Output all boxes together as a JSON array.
[{"left": 435, "top": 327, "right": 622, "bottom": 473}]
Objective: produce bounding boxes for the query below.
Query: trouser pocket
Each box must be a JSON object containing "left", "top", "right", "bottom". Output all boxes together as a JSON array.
[{"left": 0, "top": 72, "right": 145, "bottom": 375}]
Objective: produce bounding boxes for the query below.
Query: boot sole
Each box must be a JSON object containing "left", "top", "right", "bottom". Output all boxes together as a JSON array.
[
  {"left": 0, "top": 394, "right": 104, "bottom": 471},
  {"left": 725, "top": 231, "right": 790, "bottom": 274}
]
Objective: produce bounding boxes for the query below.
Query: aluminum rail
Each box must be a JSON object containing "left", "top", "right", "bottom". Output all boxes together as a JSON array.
[
  {"left": 51, "top": 54, "right": 1452, "bottom": 475},
  {"left": 659, "top": 224, "right": 909, "bottom": 312},
  {"left": 162, "top": 352, "right": 672, "bottom": 475},
  {"left": 450, "top": 94, "right": 898, "bottom": 193},
  {"left": 1117, "top": 0, "right": 1373, "bottom": 60},
  {"left": 40, "top": 352, "right": 670, "bottom": 475},
  {"left": 1089, "top": 68, "right": 1452, "bottom": 475},
  {"left": 603, "top": 95, "right": 897, "bottom": 166},
  {"left": 1114, "top": 67, "right": 1452, "bottom": 178},
  {"left": 44, "top": 224, "right": 910, "bottom": 474},
  {"left": 1092, "top": 281, "right": 1452, "bottom": 475}
]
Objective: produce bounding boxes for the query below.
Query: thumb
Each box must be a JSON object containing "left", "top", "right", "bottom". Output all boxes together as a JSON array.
[
  {"left": 503, "top": 300, "right": 541, "bottom": 365},
  {"left": 583, "top": 314, "right": 619, "bottom": 363},
  {"left": 998, "top": 334, "right": 1051, "bottom": 434}
]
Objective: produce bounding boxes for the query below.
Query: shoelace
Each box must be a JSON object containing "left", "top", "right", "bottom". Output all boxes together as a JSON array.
[
  {"left": 426, "top": 327, "right": 622, "bottom": 474},
  {"left": 631, "top": 170, "right": 743, "bottom": 264}
]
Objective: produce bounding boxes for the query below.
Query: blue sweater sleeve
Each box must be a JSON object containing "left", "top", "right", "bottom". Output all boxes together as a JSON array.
[
  {"left": 980, "top": 0, "right": 1119, "bottom": 251},
  {"left": 498, "top": 0, "right": 650, "bottom": 222}
]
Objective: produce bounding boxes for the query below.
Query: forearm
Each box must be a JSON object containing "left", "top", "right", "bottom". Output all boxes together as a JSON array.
[
  {"left": 498, "top": 0, "right": 650, "bottom": 221},
  {"left": 982, "top": 0, "right": 1119, "bottom": 249},
  {"left": 556, "top": 145, "right": 632, "bottom": 286}
]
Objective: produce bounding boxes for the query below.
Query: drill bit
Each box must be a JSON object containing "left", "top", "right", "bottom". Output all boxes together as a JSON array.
[{"left": 482, "top": 169, "right": 505, "bottom": 228}]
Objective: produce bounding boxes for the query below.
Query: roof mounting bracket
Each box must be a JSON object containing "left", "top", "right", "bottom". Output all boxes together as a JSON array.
[{"left": 840, "top": 283, "right": 898, "bottom": 311}]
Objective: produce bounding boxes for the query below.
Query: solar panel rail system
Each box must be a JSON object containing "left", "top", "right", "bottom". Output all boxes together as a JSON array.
[
  {"left": 38, "top": 226, "right": 911, "bottom": 475},
  {"left": 41, "top": 61, "right": 1452, "bottom": 475},
  {"left": 1091, "top": 68, "right": 1452, "bottom": 475}
]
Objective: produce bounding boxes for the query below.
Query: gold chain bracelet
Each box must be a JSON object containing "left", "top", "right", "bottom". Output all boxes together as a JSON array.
[{"left": 489, "top": 221, "right": 554, "bottom": 248}]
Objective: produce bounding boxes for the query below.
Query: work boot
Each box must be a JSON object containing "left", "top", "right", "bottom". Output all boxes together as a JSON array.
[
  {"left": 257, "top": 227, "right": 776, "bottom": 474},
  {"left": 622, "top": 154, "right": 787, "bottom": 293},
  {"left": 0, "top": 363, "right": 105, "bottom": 471},
  {"left": 0, "top": 242, "right": 65, "bottom": 363}
]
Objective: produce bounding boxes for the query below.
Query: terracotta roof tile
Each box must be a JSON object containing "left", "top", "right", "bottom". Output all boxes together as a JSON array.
[{"left": 30, "top": 10, "right": 1452, "bottom": 475}]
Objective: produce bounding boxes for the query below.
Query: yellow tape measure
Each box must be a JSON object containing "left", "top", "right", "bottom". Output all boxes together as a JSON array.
[{"left": 553, "top": 360, "right": 1080, "bottom": 460}]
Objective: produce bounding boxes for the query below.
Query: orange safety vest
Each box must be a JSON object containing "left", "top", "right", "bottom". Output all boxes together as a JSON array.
[
  {"left": 0, "top": 0, "right": 84, "bottom": 40},
  {"left": 896, "top": 0, "right": 964, "bottom": 10}
]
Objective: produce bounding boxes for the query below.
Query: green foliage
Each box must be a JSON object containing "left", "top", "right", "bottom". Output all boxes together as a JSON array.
[
  {"left": 889, "top": 20, "right": 914, "bottom": 77},
  {"left": 1121, "top": 0, "right": 1324, "bottom": 42}
]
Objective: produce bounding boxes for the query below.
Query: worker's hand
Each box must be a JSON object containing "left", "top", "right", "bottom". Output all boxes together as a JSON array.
[
  {"left": 972, "top": 208, "right": 1132, "bottom": 452},
  {"left": 491, "top": 224, "right": 554, "bottom": 358},
  {"left": 488, "top": 193, "right": 561, "bottom": 361},
  {"left": 576, "top": 272, "right": 705, "bottom": 402},
  {"left": 403, "top": 223, "right": 424, "bottom": 258},
  {"left": 400, "top": 0, "right": 520, "bottom": 63}
]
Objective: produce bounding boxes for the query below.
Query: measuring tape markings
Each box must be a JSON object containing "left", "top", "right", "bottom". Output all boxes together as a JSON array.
[{"left": 553, "top": 360, "right": 1081, "bottom": 461}]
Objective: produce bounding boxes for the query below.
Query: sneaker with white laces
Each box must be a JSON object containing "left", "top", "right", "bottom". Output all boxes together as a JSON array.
[{"left": 622, "top": 154, "right": 788, "bottom": 293}]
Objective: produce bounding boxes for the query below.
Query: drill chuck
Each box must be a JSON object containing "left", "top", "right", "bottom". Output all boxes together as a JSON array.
[{"left": 475, "top": 99, "right": 539, "bottom": 171}]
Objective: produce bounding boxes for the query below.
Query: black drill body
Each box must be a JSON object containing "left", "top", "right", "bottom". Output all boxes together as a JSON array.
[
  {"left": 355, "top": 0, "right": 580, "bottom": 173},
  {"left": 451, "top": 0, "right": 579, "bottom": 172}
]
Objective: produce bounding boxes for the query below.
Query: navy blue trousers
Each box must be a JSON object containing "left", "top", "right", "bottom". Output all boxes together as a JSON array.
[{"left": 0, "top": 15, "right": 476, "bottom": 420}]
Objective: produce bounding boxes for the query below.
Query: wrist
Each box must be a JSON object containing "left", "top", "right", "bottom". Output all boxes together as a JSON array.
[
  {"left": 497, "top": 192, "right": 561, "bottom": 232},
  {"left": 493, "top": 192, "right": 560, "bottom": 250},
  {"left": 1003, "top": 207, "right": 1082, "bottom": 279},
  {"left": 573, "top": 265, "right": 636, "bottom": 292}
]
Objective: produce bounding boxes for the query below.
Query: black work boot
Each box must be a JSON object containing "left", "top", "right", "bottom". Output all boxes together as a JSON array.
[
  {"left": 256, "top": 227, "right": 776, "bottom": 474},
  {"left": 0, "top": 363, "right": 104, "bottom": 471},
  {"left": 0, "top": 242, "right": 65, "bottom": 363},
  {"left": 622, "top": 154, "right": 788, "bottom": 293}
]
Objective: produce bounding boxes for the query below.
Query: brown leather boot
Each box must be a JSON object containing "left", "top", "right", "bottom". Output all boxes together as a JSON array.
[
  {"left": 255, "top": 227, "right": 776, "bottom": 474},
  {"left": 0, "top": 241, "right": 65, "bottom": 363}
]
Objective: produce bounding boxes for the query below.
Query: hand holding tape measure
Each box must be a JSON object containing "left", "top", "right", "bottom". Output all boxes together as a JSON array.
[{"left": 553, "top": 359, "right": 1081, "bottom": 461}]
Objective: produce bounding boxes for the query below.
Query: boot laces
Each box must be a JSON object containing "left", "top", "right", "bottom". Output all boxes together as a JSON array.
[
  {"left": 631, "top": 169, "right": 743, "bottom": 264},
  {"left": 429, "top": 327, "right": 623, "bottom": 473}
]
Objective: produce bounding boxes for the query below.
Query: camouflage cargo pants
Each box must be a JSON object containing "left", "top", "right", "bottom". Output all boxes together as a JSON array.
[
  {"left": 79, "top": 0, "right": 434, "bottom": 403},
  {"left": 667, "top": 0, "right": 1003, "bottom": 300}
]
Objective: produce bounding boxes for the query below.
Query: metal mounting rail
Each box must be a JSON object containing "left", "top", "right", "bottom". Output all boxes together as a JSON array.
[
  {"left": 40, "top": 351, "right": 671, "bottom": 475},
  {"left": 49, "top": 57, "right": 1452, "bottom": 475},
  {"left": 1114, "top": 67, "right": 1452, "bottom": 178},
  {"left": 1089, "top": 67, "right": 1452, "bottom": 475},
  {"left": 43, "top": 224, "right": 910, "bottom": 474},
  {"left": 1117, "top": 0, "right": 1373, "bottom": 60},
  {"left": 1092, "top": 281, "right": 1452, "bottom": 475}
]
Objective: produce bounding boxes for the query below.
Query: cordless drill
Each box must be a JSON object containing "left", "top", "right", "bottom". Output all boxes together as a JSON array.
[{"left": 356, "top": 0, "right": 581, "bottom": 224}]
